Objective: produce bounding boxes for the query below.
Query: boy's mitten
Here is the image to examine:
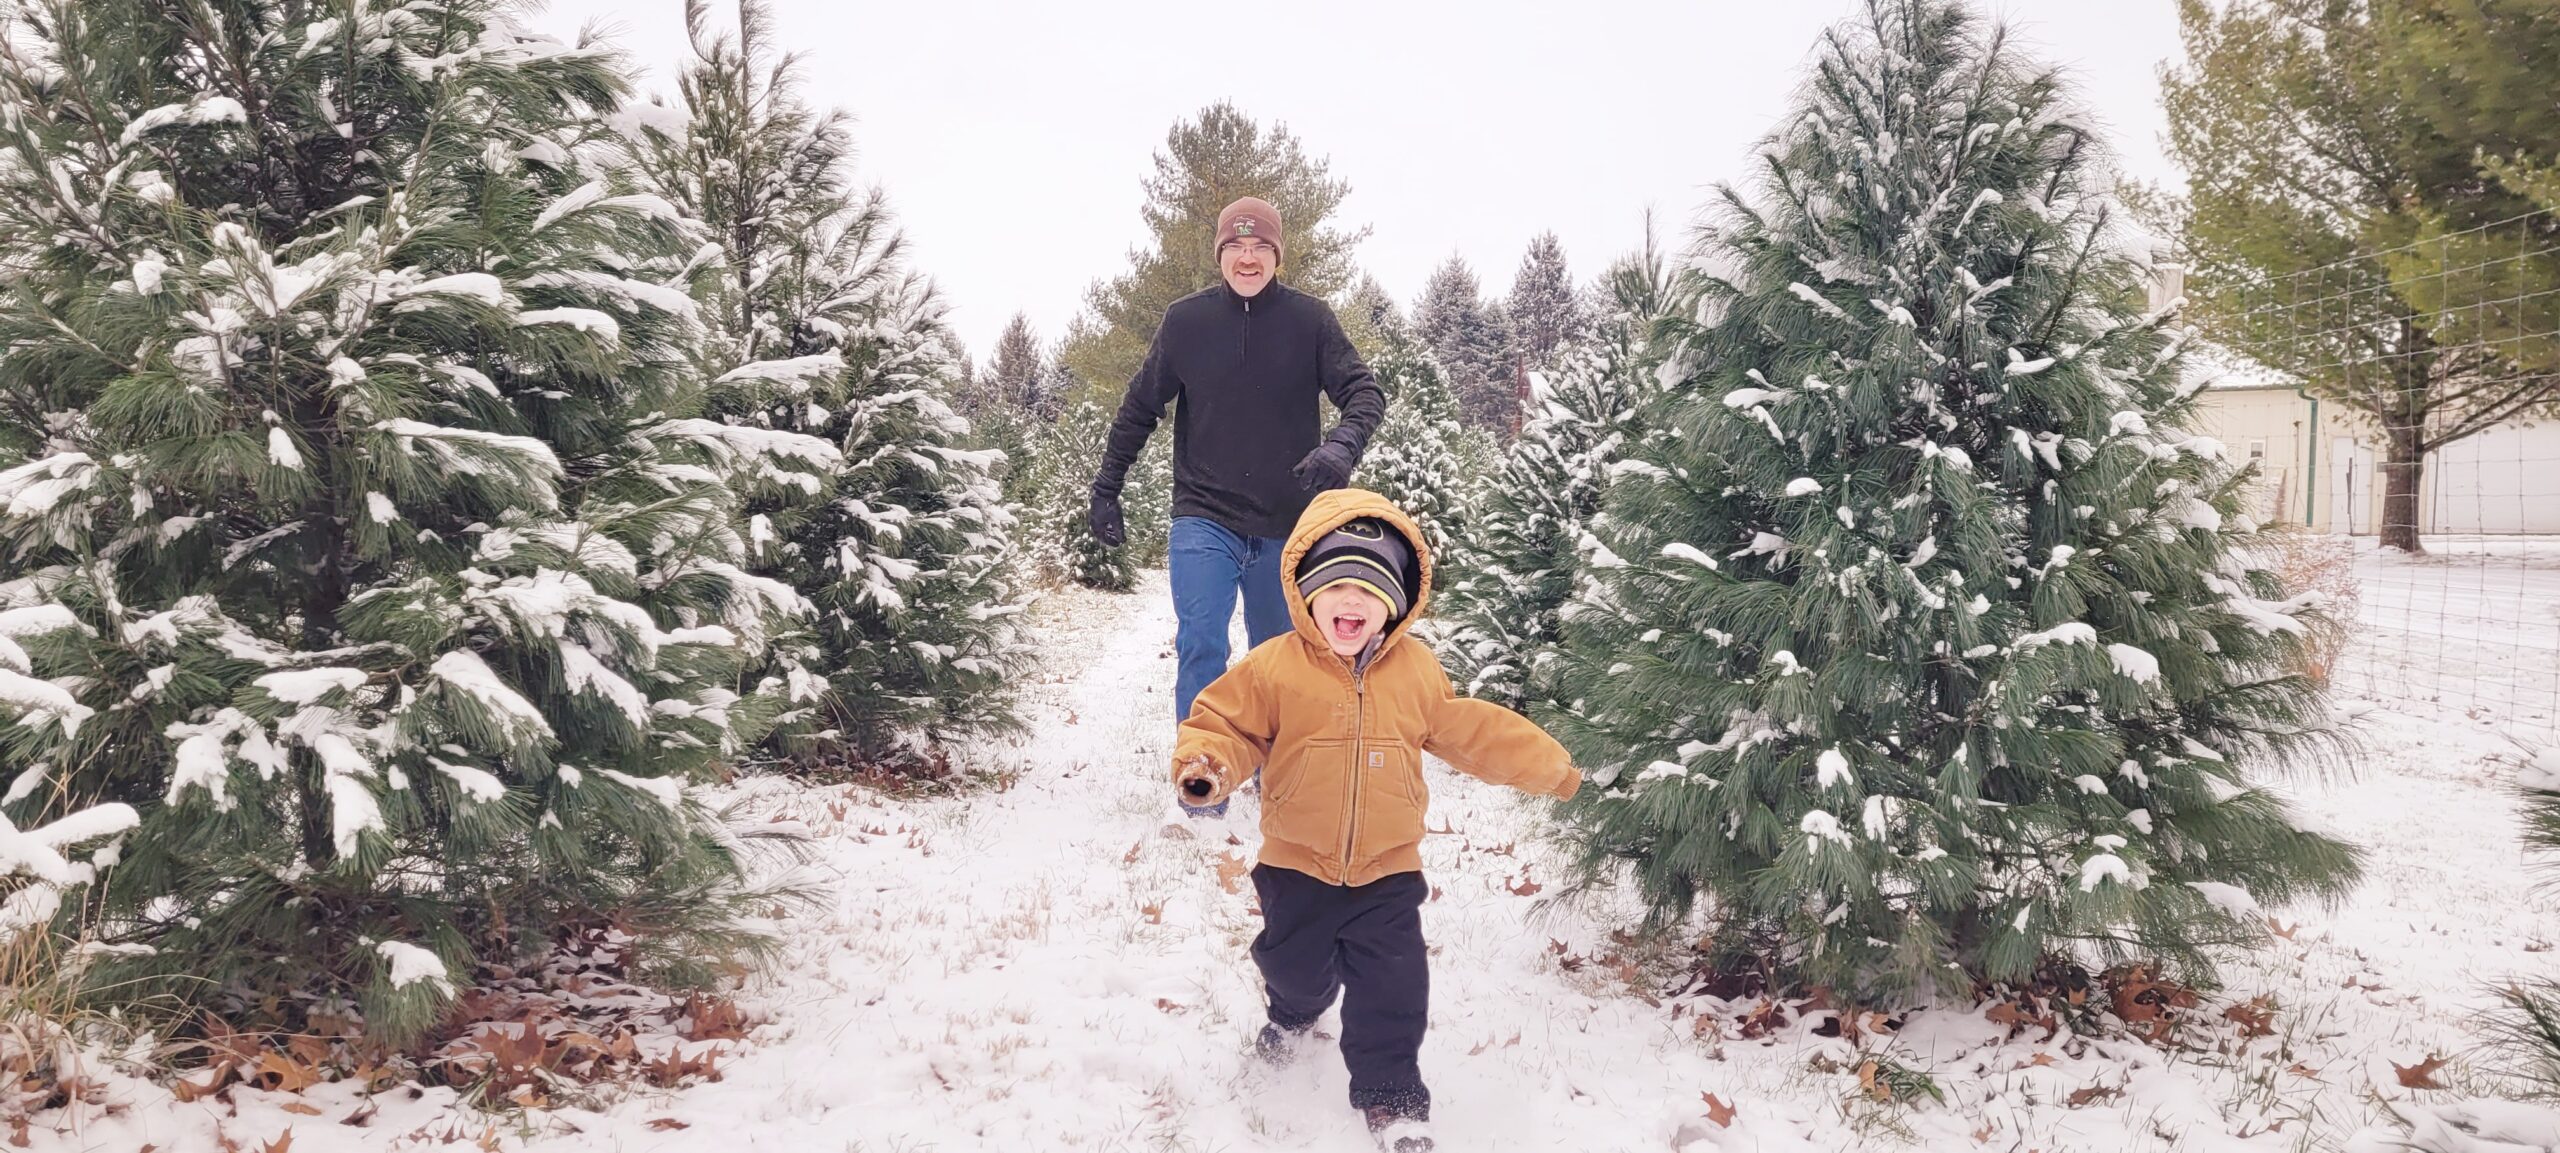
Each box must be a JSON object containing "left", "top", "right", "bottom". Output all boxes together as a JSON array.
[
  {"left": 1175, "top": 753, "right": 1223, "bottom": 803},
  {"left": 1291, "top": 440, "right": 1355, "bottom": 493}
]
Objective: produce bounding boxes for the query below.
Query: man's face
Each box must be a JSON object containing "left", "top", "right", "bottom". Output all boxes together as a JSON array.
[{"left": 1220, "top": 237, "right": 1278, "bottom": 297}]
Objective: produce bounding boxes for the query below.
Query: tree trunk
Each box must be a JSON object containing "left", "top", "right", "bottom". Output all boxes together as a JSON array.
[{"left": 2379, "top": 426, "right": 2425, "bottom": 554}]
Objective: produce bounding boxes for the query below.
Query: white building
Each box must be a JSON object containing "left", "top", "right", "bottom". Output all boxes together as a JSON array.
[{"left": 2185, "top": 361, "right": 2560, "bottom": 537}]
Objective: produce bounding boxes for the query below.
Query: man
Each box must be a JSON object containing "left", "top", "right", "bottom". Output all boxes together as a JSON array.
[{"left": 1090, "top": 196, "right": 1388, "bottom": 818}]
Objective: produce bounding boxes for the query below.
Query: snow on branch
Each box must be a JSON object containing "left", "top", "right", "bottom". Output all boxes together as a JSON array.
[
  {"left": 713, "top": 353, "right": 845, "bottom": 394},
  {"left": 427, "top": 650, "right": 555, "bottom": 746}
]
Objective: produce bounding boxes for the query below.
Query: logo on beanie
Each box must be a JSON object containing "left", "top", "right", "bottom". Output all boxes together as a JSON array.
[
  {"left": 1339, "top": 520, "right": 1382, "bottom": 539},
  {"left": 1234, "top": 219, "right": 1256, "bottom": 236}
]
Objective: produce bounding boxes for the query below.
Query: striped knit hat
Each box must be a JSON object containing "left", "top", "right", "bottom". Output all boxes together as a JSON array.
[{"left": 1295, "top": 517, "right": 1415, "bottom": 621}]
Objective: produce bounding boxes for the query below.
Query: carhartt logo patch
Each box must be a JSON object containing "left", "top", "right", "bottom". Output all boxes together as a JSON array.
[{"left": 1369, "top": 751, "right": 1385, "bottom": 768}]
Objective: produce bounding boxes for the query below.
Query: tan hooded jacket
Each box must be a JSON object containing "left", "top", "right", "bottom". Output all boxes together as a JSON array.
[{"left": 1173, "top": 489, "right": 1580, "bottom": 887}]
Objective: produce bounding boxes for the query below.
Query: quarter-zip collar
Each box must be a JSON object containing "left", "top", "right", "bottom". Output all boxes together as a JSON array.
[{"left": 1219, "top": 278, "right": 1291, "bottom": 311}]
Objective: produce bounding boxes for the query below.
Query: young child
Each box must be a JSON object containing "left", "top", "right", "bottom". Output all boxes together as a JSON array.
[{"left": 1172, "top": 488, "right": 1580, "bottom": 1153}]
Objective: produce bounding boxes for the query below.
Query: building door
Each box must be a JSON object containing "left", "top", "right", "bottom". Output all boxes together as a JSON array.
[{"left": 2330, "top": 436, "right": 2370, "bottom": 535}]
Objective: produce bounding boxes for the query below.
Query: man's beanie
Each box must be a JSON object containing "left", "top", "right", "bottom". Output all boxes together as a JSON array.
[
  {"left": 1295, "top": 517, "right": 1415, "bottom": 620},
  {"left": 1216, "top": 197, "right": 1283, "bottom": 259}
]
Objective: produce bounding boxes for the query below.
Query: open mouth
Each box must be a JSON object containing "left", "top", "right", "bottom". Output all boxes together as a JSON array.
[{"left": 1330, "top": 614, "right": 1368, "bottom": 644}]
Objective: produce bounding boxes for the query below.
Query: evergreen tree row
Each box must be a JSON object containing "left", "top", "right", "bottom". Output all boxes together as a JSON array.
[{"left": 0, "top": 0, "right": 1019, "bottom": 1036}]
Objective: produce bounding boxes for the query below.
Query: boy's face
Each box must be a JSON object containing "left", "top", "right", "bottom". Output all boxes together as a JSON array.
[{"left": 1310, "top": 582, "right": 1391, "bottom": 658}]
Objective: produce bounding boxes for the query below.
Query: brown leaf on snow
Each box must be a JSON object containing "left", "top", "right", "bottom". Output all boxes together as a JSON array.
[
  {"left": 248, "top": 1050, "right": 323, "bottom": 1093},
  {"left": 1214, "top": 852, "right": 1250, "bottom": 894},
  {"left": 2065, "top": 1082, "right": 2122, "bottom": 1107},
  {"left": 1122, "top": 841, "right": 1142, "bottom": 865},
  {"left": 2287, "top": 1062, "right": 2324, "bottom": 1080},
  {"left": 1140, "top": 901, "right": 1164, "bottom": 924},
  {"left": 171, "top": 1062, "right": 234, "bottom": 1103},
  {"left": 1506, "top": 872, "right": 1542, "bottom": 897},
  {"left": 2105, "top": 963, "right": 2199, "bottom": 1044},
  {"left": 2395, "top": 1054, "right": 2452, "bottom": 1090},
  {"left": 262, "top": 1130, "right": 295, "bottom": 1153},
  {"left": 1700, "top": 1092, "right": 1737, "bottom": 1127},
  {"left": 680, "top": 993, "right": 751, "bottom": 1042},
  {"left": 278, "top": 1103, "right": 322, "bottom": 1117},
  {"left": 646, "top": 1119, "right": 691, "bottom": 1131},
  {"left": 2222, "top": 997, "right": 2277, "bottom": 1038},
  {"left": 1855, "top": 1058, "right": 1887, "bottom": 1102},
  {"left": 2266, "top": 916, "right": 2299, "bottom": 940},
  {"left": 1154, "top": 998, "right": 1185, "bottom": 1014},
  {"left": 2022, "top": 1052, "right": 2056, "bottom": 1068},
  {"left": 1737, "top": 999, "right": 1786, "bottom": 1040}
]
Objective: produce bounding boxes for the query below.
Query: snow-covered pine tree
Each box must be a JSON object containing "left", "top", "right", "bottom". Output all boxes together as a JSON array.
[
  {"left": 1415, "top": 257, "right": 1517, "bottom": 434},
  {"left": 1551, "top": 0, "right": 2361, "bottom": 1002},
  {"left": 1441, "top": 234, "right": 1688, "bottom": 713},
  {"left": 2484, "top": 748, "right": 2560, "bottom": 1091},
  {"left": 625, "top": 0, "right": 1025, "bottom": 769},
  {"left": 1020, "top": 399, "right": 1139, "bottom": 592},
  {"left": 1360, "top": 311, "right": 1480, "bottom": 564},
  {"left": 0, "top": 0, "right": 820, "bottom": 1039},
  {"left": 1505, "top": 232, "right": 1589, "bottom": 377}
]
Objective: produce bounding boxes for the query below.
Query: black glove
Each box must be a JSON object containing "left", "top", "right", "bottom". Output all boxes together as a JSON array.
[
  {"left": 1292, "top": 440, "right": 1356, "bottom": 494},
  {"left": 1088, "top": 487, "right": 1125, "bottom": 548}
]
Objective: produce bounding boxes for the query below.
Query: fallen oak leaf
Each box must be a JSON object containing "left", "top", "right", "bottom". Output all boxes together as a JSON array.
[
  {"left": 2066, "top": 1082, "right": 2122, "bottom": 1107},
  {"left": 2395, "top": 1054, "right": 2452, "bottom": 1090},
  {"left": 2222, "top": 997, "right": 2277, "bottom": 1038},
  {"left": 171, "top": 1062, "right": 234, "bottom": 1103},
  {"left": 1700, "top": 1092, "right": 1737, "bottom": 1127},
  {"left": 1214, "top": 851, "right": 1250, "bottom": 895},
  {"left": 279, "top": 1103, "right": 322, "bottom": 1117},
  {"left": 646, "top": 1119, "right": 690, "bottom": 1131}
]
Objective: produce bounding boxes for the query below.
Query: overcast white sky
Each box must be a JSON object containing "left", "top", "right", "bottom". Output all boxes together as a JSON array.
[{"left": 525, "top": 0, "right": 2188, "bottom": 363}]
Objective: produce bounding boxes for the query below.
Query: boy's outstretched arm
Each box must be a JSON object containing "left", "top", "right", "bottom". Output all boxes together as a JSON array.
[
  {"left": 1416, "top": 646, "right": 1580, "bottom": 800},
  {"left": 1172, "top": 654, "right": 1277, "bottom": 806}
]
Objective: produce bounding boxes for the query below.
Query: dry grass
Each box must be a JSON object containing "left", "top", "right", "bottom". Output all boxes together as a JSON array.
[{"left": 2258, "top": 526, "right": 2361, "bottom": 687}]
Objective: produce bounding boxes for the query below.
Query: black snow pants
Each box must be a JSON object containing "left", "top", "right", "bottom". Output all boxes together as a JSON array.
[{"left": 1250, "top": 864, "right": 1431, "bottom": 1115}]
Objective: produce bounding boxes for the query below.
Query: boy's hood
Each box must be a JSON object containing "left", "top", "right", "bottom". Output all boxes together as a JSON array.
[{"left": 1282, "top": 488, "right": 1432, "bottom": 659}]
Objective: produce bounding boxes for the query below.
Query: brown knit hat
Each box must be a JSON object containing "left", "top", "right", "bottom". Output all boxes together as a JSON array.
[{"left": 1215, "top": 197, "right": 1283, "bottom": 260}]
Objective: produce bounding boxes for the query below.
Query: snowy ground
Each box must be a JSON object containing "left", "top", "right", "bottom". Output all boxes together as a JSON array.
[
  {"left": 2347, "top": 535, "right": 2560, "bottom": 737},
  {"left": 35, "top": 565, "right": 2560, "bottom": 1151}
]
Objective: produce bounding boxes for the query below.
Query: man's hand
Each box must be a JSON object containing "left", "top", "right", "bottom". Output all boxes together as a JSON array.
[
  {"left": 1292, "top": 440, "right": 1355, "bottom": 493},
  {"left": 1089, "top": 487, "right": 1126, "bottom": 548},
  {"left": 1175, "top": 753, "right": 1222, "bottom": 806}
]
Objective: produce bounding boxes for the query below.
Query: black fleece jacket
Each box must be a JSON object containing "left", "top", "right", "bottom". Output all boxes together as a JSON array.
[{"left": 1092, "top": 280, "right": 1388, "bottom": 541}]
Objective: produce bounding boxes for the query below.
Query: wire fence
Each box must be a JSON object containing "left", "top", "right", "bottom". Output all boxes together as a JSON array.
[{"left": 2199, "top": 208, "right": 2560, "bottom": 739}]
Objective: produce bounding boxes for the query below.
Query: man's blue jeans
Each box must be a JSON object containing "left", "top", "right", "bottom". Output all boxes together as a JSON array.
[{"left": 1170, "top": 516, "right": 1294, "bottom": 817}]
